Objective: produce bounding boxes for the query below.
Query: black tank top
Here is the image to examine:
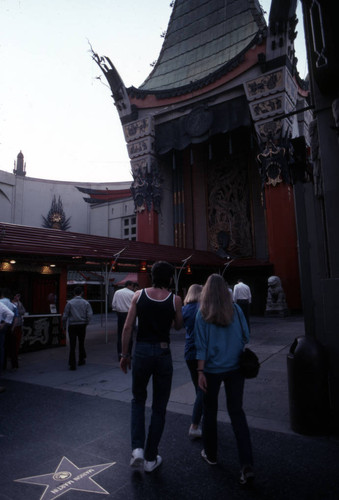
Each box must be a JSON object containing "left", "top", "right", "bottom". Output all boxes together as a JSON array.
[{"left": 136, "top": 289, "right": 176, "bottom": 343}]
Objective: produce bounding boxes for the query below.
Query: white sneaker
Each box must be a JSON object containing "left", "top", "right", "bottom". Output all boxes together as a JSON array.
[
  {"left": 239, "top": 465, "right": 255, "bottom": 485},
  {"left": 130, "top": 448, "right": 144, "bottom": 467},
  {"left": 144, "top": 455, "right": 162, "bottom": 473},
  {"left": 188, "top": 425, "right": 202, "bottom": 439},
  {"left": 201, "top": 449, "right": 217, "bottom": 465}
]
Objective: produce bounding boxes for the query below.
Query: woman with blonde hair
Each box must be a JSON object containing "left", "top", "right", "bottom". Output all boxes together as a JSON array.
[
  {"left": 195, "top": 274, "right": 254, "bottom": 485},
  {"left": 183, "top": 284, "right": 203, "bottom": 438}
]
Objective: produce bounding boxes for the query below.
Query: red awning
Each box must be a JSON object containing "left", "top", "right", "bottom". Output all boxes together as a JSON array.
[{"left": 115, "top": 273, "right": 138, "bottom": 287}]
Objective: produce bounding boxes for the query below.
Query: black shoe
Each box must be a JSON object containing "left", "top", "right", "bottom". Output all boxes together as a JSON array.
[
  {"left": 78, "top": 360, "right": 86, "bottom": 366},
  {"left": 69, "top": 365, "right": 76, "bottom": 371}
]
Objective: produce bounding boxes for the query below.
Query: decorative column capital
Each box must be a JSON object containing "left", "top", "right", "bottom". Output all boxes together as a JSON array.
[{"left": 124, "top": 115, "right": 162, "bottom": 213}]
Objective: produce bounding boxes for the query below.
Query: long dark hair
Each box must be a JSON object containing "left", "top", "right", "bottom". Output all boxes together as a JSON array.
[{"left": 200, "top": 274, "right": 233, "bottom": 326}]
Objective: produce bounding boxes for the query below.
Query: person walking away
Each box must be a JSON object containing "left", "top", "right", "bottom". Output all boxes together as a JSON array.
[
  {"left": 11, "top": 292, "right": 26, "bottom": 369},
  {"left": 233, "top": 279, "right": 251, "bottom": 330},
  {"left": 62, "top": 286, "right": 93, "bottom": 370},
  {"left": 120, "top": 261, "right": 183, "bottom": 473},
  {"left": 0, "top": 301, "right": 14, "bottom": 392},
  {"left": 112, "top": 280, "right": 135, "bottom": 361},
  {"left": 195, "top": 274, "right": 254, "bottom": 485},
  {"left": 182, "top": 284, "right": 204, "bottom": 439}
]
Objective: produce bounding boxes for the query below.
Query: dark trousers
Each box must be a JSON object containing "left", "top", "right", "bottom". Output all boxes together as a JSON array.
[
  {"left": 203, "top": 369, "right": 253, "bottom": 467},
  {"left": 0, "top": 325, "right": 8, "bottom": 374},
  {"left": 131, "top": 342, "right": 173, "bottom": 461},
  {"left": 117, "top": 312, "right": 133, "bottom": 360},
  {"left": 186, "top": 359, "right": 204, "bottom": 426},
  {"left": 68, "top": 324, "right": 87, "bottom": 368},
  {"left": 236, "top": 299, "right": 250, "bottom": 330},
  {"left": 4, "top": 326, "right": 20, "bottom": 369}
]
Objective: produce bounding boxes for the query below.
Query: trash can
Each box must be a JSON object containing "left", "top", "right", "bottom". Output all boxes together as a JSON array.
[{"left": 287, "top": 336, "right": 330, "bottom": 435}]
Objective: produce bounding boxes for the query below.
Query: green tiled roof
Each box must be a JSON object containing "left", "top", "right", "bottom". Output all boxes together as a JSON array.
[{"left": 139, "top": 0, "right": 266, "bottom": 93}]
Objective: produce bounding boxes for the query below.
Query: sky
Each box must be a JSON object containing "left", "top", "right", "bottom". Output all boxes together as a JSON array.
[{"left": 0, "top": 0, "right": 307, "bottom": 184}]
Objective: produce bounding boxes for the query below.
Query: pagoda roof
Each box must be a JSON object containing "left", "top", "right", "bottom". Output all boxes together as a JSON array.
[{"left": 131, "top": 0, "right": 266, "bottom": 99}]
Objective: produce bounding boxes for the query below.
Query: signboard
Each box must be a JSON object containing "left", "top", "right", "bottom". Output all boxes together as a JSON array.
[{"left": 21, "top": 314, "right": 65, "bottom": 352}]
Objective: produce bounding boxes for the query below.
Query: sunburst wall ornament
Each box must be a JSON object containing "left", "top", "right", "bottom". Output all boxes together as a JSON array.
[{"left": 42, "top": 195, "right": 71, "bottom": 230}]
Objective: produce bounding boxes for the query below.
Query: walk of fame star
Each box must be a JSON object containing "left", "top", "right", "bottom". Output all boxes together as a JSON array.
[{"left": 15, "top": 456, "right": 116, "bottom": 499}]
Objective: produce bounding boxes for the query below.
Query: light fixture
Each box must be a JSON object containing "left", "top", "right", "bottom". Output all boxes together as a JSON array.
[
  {"left": 186, "top": 264, "right": 192, "bottom": 275},
  {"left": 50, "top": 264, "right": 56, "bottom": 268},
  {"left": 9, "top": 260, "right": 16, "bottom": 264},
  {"left": 140, "top": 261, "right": 147, "bottom": 272}
]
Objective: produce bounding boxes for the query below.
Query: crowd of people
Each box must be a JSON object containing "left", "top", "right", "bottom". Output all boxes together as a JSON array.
[
  {"left": 118, "top": 261, "right": 254, "bottom": 485},
  {"left": 0, "top": 288, "right": 26, "bottom": 392},
  {"left": 1, "top": 265, "right": 254, "bottom": 485}
]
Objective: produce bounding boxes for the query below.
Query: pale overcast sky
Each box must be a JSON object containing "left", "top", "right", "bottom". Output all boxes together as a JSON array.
[{"left": 0, "top": 0, "right": 307, "bottom": 183}]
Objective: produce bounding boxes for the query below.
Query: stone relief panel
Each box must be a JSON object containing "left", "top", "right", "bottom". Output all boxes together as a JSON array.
[
  {"left": 207, "top": 157, "right": 253, "bottom": 257},
  {"left": 123, "top": 116, "right": 154, "bottom": 143},
  {"left": 245, "top": 70, "right": 284, "bottom": 101},
  {"left": 127, "top": 137, "right": 155, "bottom": 159}
]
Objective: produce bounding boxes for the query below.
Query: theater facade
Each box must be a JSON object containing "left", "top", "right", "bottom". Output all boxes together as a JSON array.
[{"left": 92, "top": 0, "right": 311, "bottom": 311}]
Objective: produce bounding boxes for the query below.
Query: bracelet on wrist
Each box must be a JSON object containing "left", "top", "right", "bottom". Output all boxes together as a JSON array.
[
  {"left": 120, "top": 353, "right": 130, "bottom": 359},
  {"left": 197, "top": 369, "right": 204, "bottom": 372}
]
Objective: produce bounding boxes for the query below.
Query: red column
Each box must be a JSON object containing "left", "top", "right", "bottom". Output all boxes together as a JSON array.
[
  {"left": 265, "top": 184, "right": 301, "bottom": 310},
  {"left": 137, "top": 210, "right": 159, "bottom": 244}
]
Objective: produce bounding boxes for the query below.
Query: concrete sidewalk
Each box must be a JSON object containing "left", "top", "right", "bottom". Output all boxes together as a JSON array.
[
  {"left": 2, "top": 313, "right": 339, "bottom": 500},
  {"left": 3, "top": 312, "right": 304, "bottom": 434}
]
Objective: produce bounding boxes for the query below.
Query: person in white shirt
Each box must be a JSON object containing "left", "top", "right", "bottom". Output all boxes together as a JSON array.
[
  {"left": 112, "top": 281, "right": 137, "bottom": 360},
  {"left": 233, "top": 279, "right": 251, "bottom": 330}
]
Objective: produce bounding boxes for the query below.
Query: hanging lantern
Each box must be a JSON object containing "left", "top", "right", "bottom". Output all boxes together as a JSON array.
[
  {"left": 186, "top": 264, "right": 192, "bottom": 275},
  {"left": 140, "top": 261, "right": 147, "bottom": 272}
]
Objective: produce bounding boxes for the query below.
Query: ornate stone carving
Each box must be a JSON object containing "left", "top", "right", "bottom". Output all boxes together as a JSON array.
[
  {"left": 90, "top": 46, "right": 132, "bottom": 119},
  {"left": 250, "top": 97, "right": 283, "bottom": 119},
  {"left": 265, "top": 276, "right": 289, "bottom": 317},
  {"left": 42, "top": 195, "right": 71, "bottom": 230},
  {"left": 127, "top": 137, "right": 155, "bottom": 159},
  {"left": 207, "top": 157, "right": 253, "bottom": 257},
  {"left": 123, "top": 117, "right": 154, "bottom": 143},
  {"left": 257, "top": 140, "right": 291, "bottom": 187},
  {"left": 130, "top": 157, "right": 162, "bottom": 213},
  {"left": 245, "top": 70, "right": 283, "bottom": 100}
]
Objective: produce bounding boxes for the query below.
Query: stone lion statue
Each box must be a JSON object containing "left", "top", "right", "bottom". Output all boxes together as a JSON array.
[{"left": 265, "top": 276, "right": 289, "bottom": 317}]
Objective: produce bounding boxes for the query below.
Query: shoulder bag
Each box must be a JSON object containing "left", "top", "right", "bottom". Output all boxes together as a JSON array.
[{"left": 234, "top": 305, "right": 260, "bottom": 379}]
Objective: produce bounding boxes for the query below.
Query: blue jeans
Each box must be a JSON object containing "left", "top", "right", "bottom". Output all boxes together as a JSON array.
[
  {"left": 186, "top": 359, "right": 204, "bottom": 426},
  {"left": 131, "top": 342, "right": 173, "bottom": 461},
  {"left": 203, "top": 369, "right": 253, "bottom": 467}
]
